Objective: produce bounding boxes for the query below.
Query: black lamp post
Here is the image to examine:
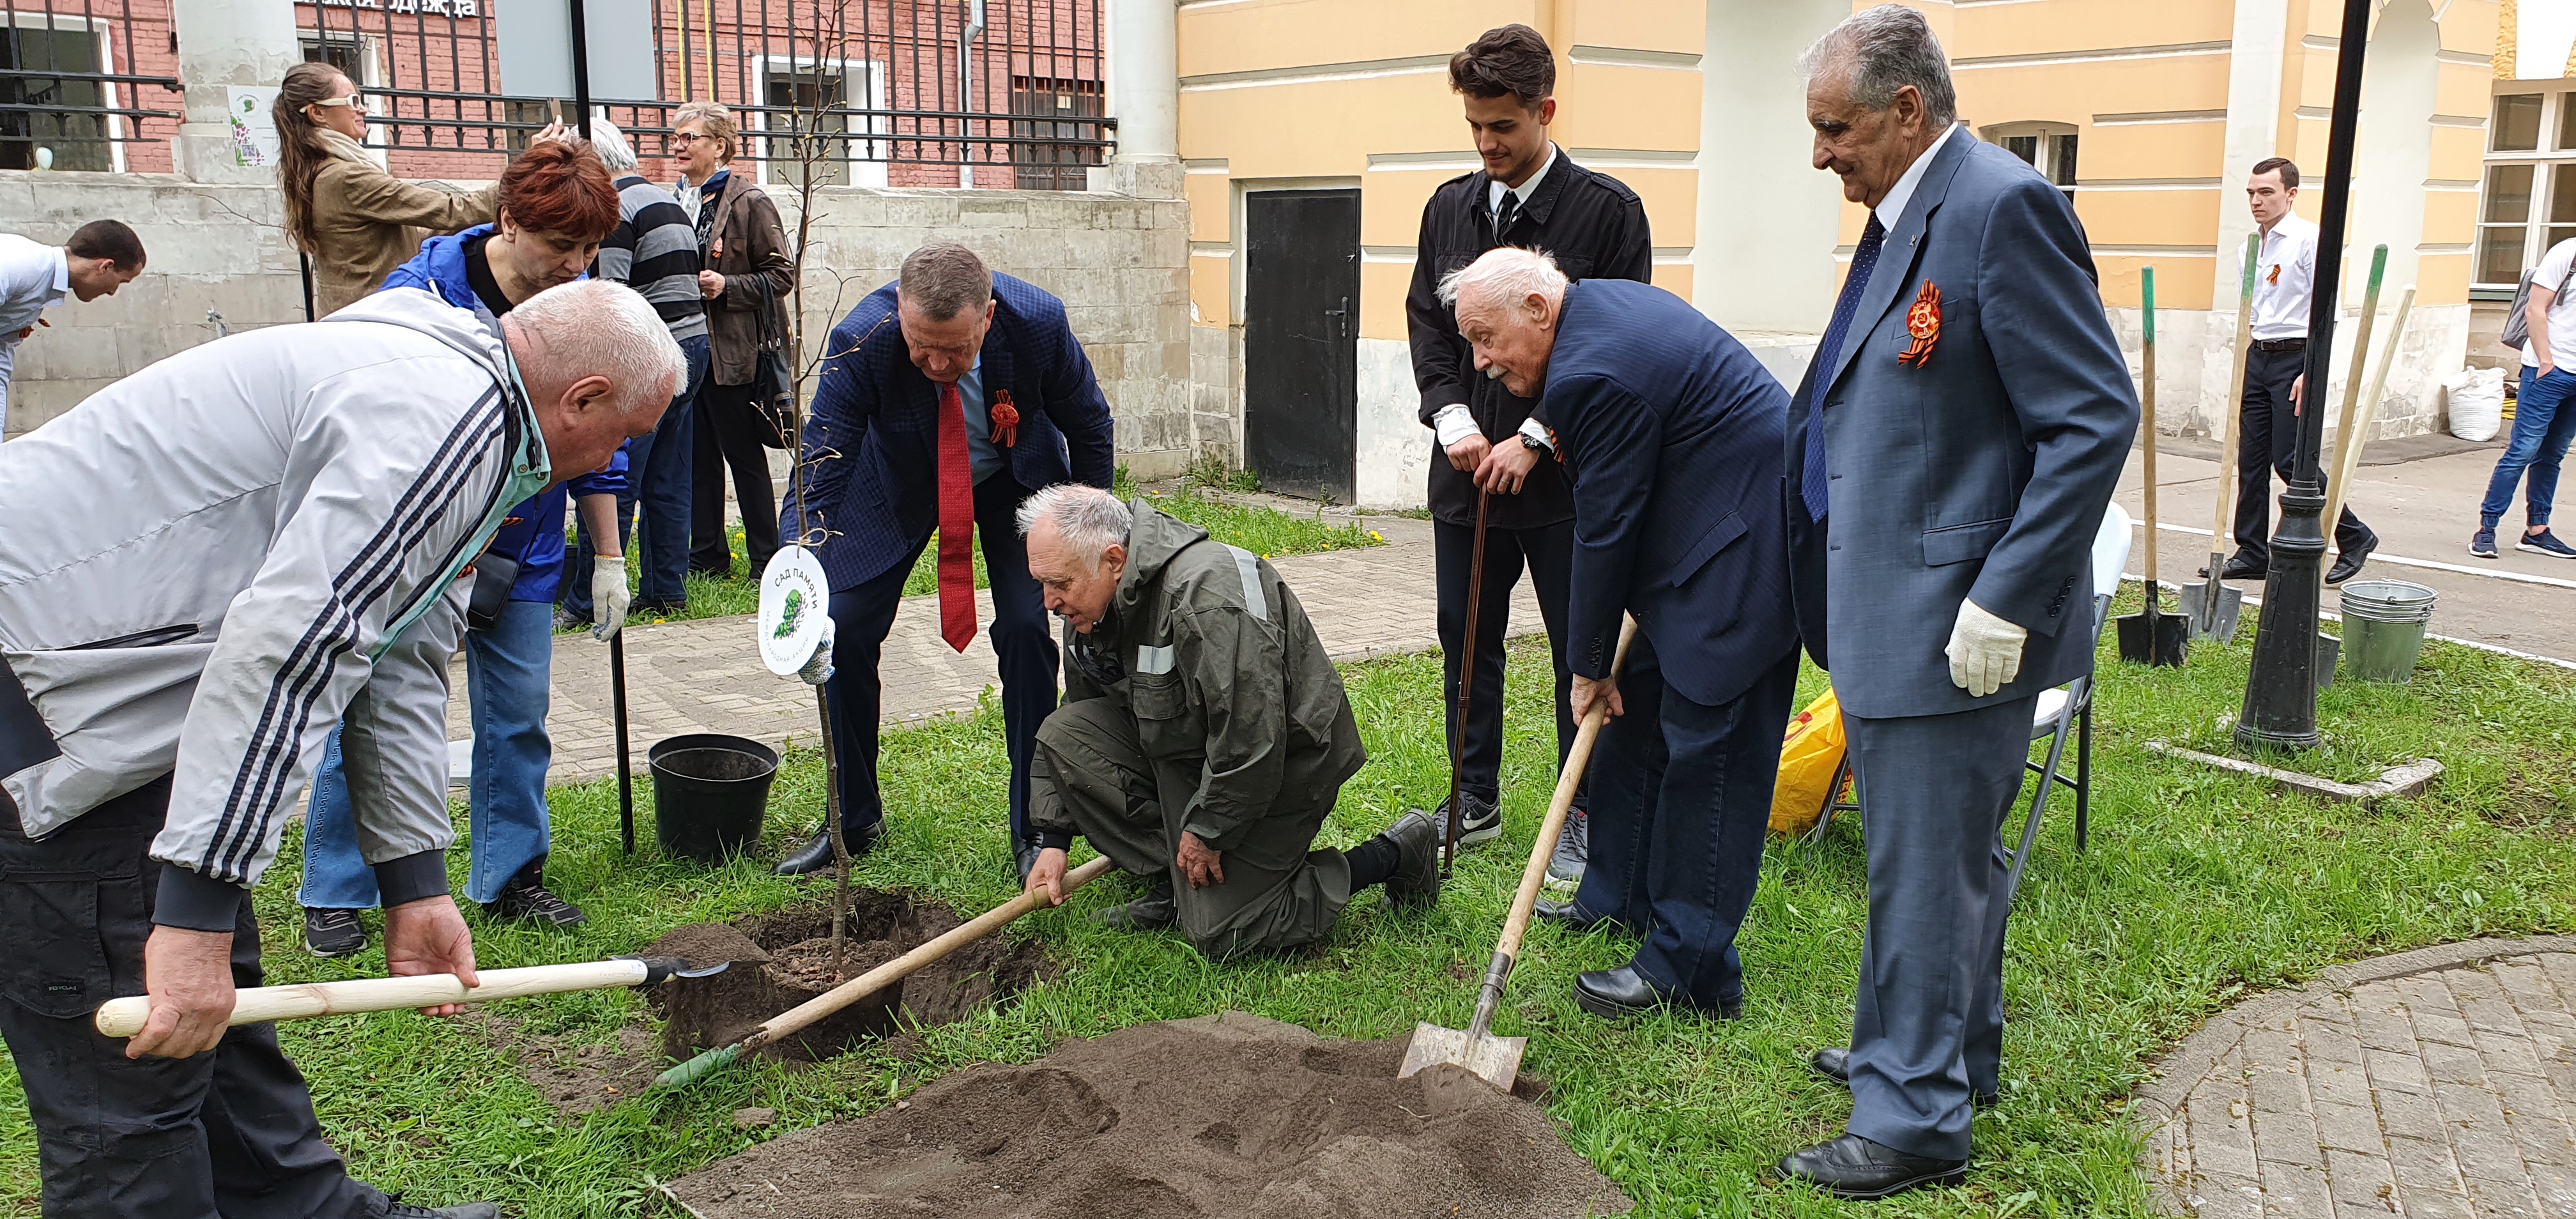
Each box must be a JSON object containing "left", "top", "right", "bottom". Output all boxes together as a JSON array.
[{"left": 2237, "top": 0, "right": 2370, "bottom": 752}]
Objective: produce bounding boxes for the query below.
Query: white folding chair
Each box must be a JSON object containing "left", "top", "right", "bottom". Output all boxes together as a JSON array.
[{"left": 1801, "top": 501, "right": 2132, "bottom": 897}]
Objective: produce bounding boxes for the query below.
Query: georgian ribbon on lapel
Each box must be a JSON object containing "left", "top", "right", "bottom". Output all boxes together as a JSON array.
[
  {"left": 990, "top": 389, "right": 1020, "bottom": 448},
  {"left": 1899, "top": 280, "right": 1942, "bottom": 367}
]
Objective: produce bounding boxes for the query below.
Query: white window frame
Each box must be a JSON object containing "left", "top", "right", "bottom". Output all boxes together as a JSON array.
[
  {"left": 1979, "top": 119, "right": 2079, "bottom": 205},
  {"left": 6, "top": 11, "right": 124, "bottom": 173},
  {"left": 749, "top": 53, "right": 888, "bottom": 190},
  {"left": 2475, "top": 88, "right": 2576, "bottom": 292}
]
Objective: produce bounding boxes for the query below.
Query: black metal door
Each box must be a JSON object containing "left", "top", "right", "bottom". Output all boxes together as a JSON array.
[{"left": 1245, "top": 189, "right": 1359, "bottom": 501}]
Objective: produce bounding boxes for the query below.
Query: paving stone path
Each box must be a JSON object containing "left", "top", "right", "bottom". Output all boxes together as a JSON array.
[
  {"left": 462, "top": 514, "right": 1544, "bottom": 784},
  {"left": 2137, "top": 935, "right": 2576, "bottom": 1218}
]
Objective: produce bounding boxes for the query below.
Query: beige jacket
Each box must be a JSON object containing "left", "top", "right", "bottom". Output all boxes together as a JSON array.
[{"left": 306, "top": 130, "right": 494, "bottom": 317}]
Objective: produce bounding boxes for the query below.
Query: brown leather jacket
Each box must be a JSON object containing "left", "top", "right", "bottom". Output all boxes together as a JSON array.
[{"left": 693, "top": 171, "right": 795, "bottom": 387}]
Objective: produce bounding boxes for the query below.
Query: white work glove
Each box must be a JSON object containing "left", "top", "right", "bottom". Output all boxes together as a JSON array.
[
  {"left": 799, "top": 616, "right": 836, "bottom": 686},
  {"left": 1944, "top": 598, "right": 2028, "bottom": 698},
  {"left": 591, "top": 556, "right": 631, "bottom": 641}
]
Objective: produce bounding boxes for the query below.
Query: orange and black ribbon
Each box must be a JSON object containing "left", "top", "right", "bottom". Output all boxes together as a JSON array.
[
  {"left": 1899, "top": 280, "right": 1942, "bottom": 367},
  {"left": 989, "top": 390, "right": 1020, "bottom": 448}
]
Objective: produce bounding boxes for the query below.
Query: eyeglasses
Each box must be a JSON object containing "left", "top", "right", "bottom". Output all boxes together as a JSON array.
[
  {"left": 671, "top": 131, "right": 710, "bottom": 146},
  {"left": 308, "top": 93, "right": 370, "bottom": 115}
]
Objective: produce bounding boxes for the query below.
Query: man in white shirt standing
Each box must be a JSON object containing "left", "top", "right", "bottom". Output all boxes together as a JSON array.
[
  {"left": 2212, "top": 158, "right": 2379, "bottom": 585},
  {"left": 2471, "top": 235, "right": 2576, "bottom": 559},
  {"left": 0, "top": 220, "right": 146, "bottom": 418}
]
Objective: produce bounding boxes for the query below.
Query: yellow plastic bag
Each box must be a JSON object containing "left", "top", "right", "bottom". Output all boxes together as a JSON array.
[{"left": 1769, "top": 687, "right": 1848, "bottom": 836}]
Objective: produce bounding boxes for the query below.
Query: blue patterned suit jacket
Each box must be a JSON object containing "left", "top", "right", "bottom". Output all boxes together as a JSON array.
[
  {"left": 1547, "top": 278, "right": 1800, "bottom": 709},
  {"left": 782, "top": 272, "right": 1117, "bottom": 591}
]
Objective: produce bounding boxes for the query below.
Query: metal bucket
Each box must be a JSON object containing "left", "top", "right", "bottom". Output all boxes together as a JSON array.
[
  {"left": 649, "top": 734, "right": 779, "bottom": 862},
  {"left": 2338, "top": 579, "right": 2437, "bottom": 684}
]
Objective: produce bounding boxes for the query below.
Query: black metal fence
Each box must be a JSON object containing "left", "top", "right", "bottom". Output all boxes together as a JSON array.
[{"left": 0, "top": 0, "right": 182, "bottom": 172}]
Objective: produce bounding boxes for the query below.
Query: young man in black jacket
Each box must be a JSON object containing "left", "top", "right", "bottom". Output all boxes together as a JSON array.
[{"left": 1404, "top": 24, "right": 1652, "bottom": 882}]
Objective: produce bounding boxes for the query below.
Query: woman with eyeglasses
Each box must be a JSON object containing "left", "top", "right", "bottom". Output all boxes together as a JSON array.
[
  {"left": 670, "top": 100, "right": 793, "bottom": 579},
  {"left": 273, "top": 61, "right": 564, "bottom": 317}
]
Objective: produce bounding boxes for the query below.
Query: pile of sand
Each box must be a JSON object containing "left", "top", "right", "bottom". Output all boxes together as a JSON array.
[{"left": 668, "top": 1012, "right": 1632, "bottom": 1218}]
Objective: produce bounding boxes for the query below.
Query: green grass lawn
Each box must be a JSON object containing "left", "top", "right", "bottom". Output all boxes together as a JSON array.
[
  {"left": 5, "top": 590, "right": 2572, "bottom": 1217},
  {"left": 581, "top": 478, "right": 1381, "bottom": 632}
]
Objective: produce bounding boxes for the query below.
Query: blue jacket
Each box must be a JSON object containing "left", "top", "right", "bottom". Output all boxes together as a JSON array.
[
  {"left": 1545, "top": 279, "right": 1799, "bottom": 709},
  {"left": 1782, "top": 135, "right": 2138, "bottom": 719},
  {"left": 381, "top": 226, "right": 629, "bottom": 604},
  {"left": 783, "top": 272, "right": 1116, "bottom": 592}
]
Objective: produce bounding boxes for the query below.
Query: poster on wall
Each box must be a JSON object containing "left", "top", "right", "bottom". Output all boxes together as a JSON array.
[{"left": 227, "top": 87, "right": 282, "bottom": 167}]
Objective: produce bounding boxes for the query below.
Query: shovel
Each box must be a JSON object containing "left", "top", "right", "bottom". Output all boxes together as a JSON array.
[
  {"left": 1443, "top": 489, "right": 1492, "bottom": 877},
  {"left": 2117, "top": 266, "right": 2188, "bottom": 668},
  {"left": 2179, "top": 234, "right": 2260, "bottom": 643},
  {"left": 611, "top": 631, "right": 636, "bottom": 855},
  {"left": 654, "top": 854, "right": 1117, "bottom": 1090},
  {"left": 94, "top": 955, "right": 726, "bottom": 1038},
  {"left": 1400, "top": 617, "right": 1636, "bottom": 1092}
]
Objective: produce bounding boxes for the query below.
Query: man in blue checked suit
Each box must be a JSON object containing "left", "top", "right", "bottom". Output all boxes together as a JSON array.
[
  {"left": 1775, "top": 8, "right": 2137, "bottom": 1199},
  {"left": 778, "top": 242, "right": 1115, "bottom": 878},
  {"left": 1439, "top": 247, "right": 1800, "bottom": 1024}
]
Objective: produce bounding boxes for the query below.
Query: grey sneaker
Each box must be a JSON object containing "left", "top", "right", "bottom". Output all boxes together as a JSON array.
[
  {"left": 1546, "top": 806, "right": 1588, "bottom": 886},
  {"left": 303, "top": 907, "right": 367, "bottom": 958},
  {"left": 2471, "top": 526, "right": 2499, "bottom": 558},
  {"left": 2517, "top": 528, "right": 2576, "bottom": 559}
]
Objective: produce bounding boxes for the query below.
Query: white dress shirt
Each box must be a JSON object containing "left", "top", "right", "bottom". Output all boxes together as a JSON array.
[
  {"left": 1873, "top": 122, "right": 1959, "bottom": 233},
  {"left": 0, "top": 233, "right": 69, "bottom": 410},
  {"left": 2237, "top": 212, "right": 2318, "bottom": 342},
  {"left": 1433, "top": 144, "right": 1563, "bottom": 452}
]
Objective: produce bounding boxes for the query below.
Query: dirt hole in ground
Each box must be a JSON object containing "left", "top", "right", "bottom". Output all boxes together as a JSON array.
[
  {"left": 668, "top": 1012, "right": 1632, "bottom": 1218},
  {"left": 643, "top": 889, "right": 1056, "bottom": 1067}
]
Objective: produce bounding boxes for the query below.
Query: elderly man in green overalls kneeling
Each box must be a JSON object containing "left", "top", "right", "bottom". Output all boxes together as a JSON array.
[{"left": 1016, "top": 485, "right": 1443, "bottom": 959}]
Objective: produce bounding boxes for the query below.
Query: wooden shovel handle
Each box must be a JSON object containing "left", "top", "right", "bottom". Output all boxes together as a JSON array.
[
  {"left": 744, "top": 854, "right": 1117, "bottom": 1051},
  {"left": 1491, "top": 618, "right": 1637, "bottom": 967},
  {"left": 94, "top": 959, "right": 652, "bottom": 1038},
  {"left": 2212, "top": 234, "right": 2261, "bottom": 542}
]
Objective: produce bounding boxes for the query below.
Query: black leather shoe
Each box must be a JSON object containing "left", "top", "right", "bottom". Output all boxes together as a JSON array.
[
  {"left": 1015, "top": 844, "right": 1041, "bottom": 884},
  {"left": 2326, "top": 535, "right": 2378, "bottom": 585},
  {"left": 1777, "top": 1133, "right": 1967, "bottom": 1199},
  {"left": 1572, "top": 965, "right": 1740, "bottom": 1021},
  {"left": 1809, "top": 1046, "right": 1997, "bottom": 1107},
  {"left": 2201, "top": 553, "right": 2267, "bottom": 581},
  {"left": 1532, "top": 897, "right": 1605, "bottom": 931},
  {"left": 773, "top": 820, "right": 884, "bottom": 876},
  {"left": 1092, "top": 873, "right": 1176, "bottom": 931},
  {"left": 1380, "top": 812, "right": 1444, "bottom": 910}
]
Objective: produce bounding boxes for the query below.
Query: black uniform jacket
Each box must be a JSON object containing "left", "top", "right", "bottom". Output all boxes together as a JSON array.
[{"left": 1404, "top": 148, "right": 1652, "bottom": 529}]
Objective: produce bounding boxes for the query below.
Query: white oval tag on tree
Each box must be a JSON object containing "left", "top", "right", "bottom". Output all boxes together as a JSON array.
[{"left": 757, "top": 547, "right": 832, "bottom": 677}]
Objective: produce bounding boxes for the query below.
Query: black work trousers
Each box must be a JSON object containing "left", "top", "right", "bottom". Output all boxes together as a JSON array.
[
  {"left": 2233, "top": 343, "right": 2374, "bottom": 565},
  {"left": 1432, "top": 514, "right": 1583, "bottom": 808},
  {"left": 0, "top": 783, "right": 385, "bottom": 1218},
  {"left": 690, "top": 378, "right": 781, "bottom": 578}
]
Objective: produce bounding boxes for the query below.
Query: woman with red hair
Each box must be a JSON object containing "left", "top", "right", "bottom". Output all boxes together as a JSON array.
[{"left": 296, "top": 138, "right": 631, "bottom": 958}]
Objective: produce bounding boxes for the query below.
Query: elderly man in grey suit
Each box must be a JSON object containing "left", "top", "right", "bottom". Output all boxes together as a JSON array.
[{"left": 1775, "top": 7, "right": 2138, "bottom": 1199}]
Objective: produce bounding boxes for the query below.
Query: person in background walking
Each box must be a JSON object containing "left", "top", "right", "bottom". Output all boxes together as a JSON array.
[
  {"left": 299, "top": 139, "right": 629, "bottom": 958},
  {"left": 0, "top": 219, "right": 144, "bottom": 415},
  {"left": 2471, "top": 233, "right": 2576, "bottom": 560},
  {"left": 1405, "top": 23, "right": 1652, "bottom": 888},
  {"left": 671, "top": 101, "right": 793, "bottom": 580},
  {"left": 2207, "top": 157, "right": 2380, "bottom": 585},
  {"left": 561, "top": 116, "right": 710, "bottom": 627},
  {"left": 272, "top": 60, "right": 560, "bottom": 318}
]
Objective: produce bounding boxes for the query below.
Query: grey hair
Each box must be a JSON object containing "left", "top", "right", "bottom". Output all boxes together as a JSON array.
[
  {"left": 1016, "top": 484, "right": 1133, "bottom": 571},
  {"left": 1802, "top": 4, "right": 1958, "bottom": 130},
  {"left": 1435, "top": 245, "right": 1567, "bottom": 312},
  {"left": 507, "top": 279, "right": 689, "bottom": 415},
  {"left": 673, "top": 100, "right": 737, "bottom": 163},
  {"left": 899, "top": 241, "right": 993, "bottom": 321},
  {"left": 588, "top": 112, "right": 638, "bottom": 173}
]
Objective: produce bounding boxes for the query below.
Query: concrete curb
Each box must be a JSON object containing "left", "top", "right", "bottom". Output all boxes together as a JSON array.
[
  {"left": 2145, "top": 741, "right": 2444, "bottom": 804},
  {"left": 2129, "top": 933, "right": 2576, "bottom": 1215}
]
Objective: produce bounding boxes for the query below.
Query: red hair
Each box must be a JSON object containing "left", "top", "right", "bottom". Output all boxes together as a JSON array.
[{"left": 498, "top": 138, "right": 620, "bottom": 242}]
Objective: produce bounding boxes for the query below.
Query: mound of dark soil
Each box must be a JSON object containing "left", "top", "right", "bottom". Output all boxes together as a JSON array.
[
  {"left": 644, "top": 890, "right": 1054, "bottom": 1066},
  {"left": 667, "top": 1012, "right": 1633, "bottom": 1218}
]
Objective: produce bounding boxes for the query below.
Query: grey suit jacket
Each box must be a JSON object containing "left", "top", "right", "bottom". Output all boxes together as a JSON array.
[{"left": 1784, "top": 134, "right": 2138, "bottom": 720}]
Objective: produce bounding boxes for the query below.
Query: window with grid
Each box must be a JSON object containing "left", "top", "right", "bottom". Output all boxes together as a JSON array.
[
  {"left": 2475, "top": 90, "right": 2576, "bottom": 291},
  {"left": 1, "top": 20, "right": 110, "bottom": 172},
  {"left": 1982, "top": 121, "right": 2078, "bottom": 206},
  {"left": 1009, "top": 77, "right": 1100, "bottom": 192}
]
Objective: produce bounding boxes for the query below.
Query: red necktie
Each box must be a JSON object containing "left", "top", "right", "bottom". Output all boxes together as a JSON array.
[{"left": 937, "top": 381, "right": 976, "bottom": 652}]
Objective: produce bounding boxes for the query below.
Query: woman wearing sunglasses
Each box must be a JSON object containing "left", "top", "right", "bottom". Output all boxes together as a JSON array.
[{"left": 272, "top": 61, "right": 567, "bottom": 317}]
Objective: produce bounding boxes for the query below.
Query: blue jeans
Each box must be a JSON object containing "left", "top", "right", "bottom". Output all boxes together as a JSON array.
[
  {"left": 298, "top": 599, "right": 557, "bottom": 908},
  {"left": 2481, "top": 366, "right": 2576, "bottom": 530},
  {"left": 567, "top": 333, "right": 707, "bottom": 615}
]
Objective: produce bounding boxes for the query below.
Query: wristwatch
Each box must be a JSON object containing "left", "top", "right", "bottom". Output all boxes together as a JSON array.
[{"left": 1519, "top": 433, "right": 1547, "bottom": 453}]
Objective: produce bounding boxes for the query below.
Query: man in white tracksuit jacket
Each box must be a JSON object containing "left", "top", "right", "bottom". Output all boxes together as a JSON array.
[{"left": 0, "top": 280, "right": 681, "bottom": 1218}]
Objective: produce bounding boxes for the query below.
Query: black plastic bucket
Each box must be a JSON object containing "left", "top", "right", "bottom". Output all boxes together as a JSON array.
[{"left": 648, "top": 733, "right": 779, "bottom": 862}]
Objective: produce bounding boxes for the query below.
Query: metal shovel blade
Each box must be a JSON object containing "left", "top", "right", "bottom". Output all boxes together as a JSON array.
[
  {"left": 2176, "top": 574, "right": 2244, "bottom": 645},
  {"left": 2116, "top": 590, "right": 2189, "bottom": 668},
  {"left": 1398, "top": 1021, "right": 1526, "bottom": 1092}
]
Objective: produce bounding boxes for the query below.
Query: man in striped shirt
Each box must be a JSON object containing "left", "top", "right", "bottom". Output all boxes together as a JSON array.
[{"left": 564, "top": 116, "right": 711, "bottom": 625}]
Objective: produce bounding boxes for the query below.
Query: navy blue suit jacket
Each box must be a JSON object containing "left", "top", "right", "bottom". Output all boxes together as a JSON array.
[
  {"left": 783, "top": 273, "right": 1117, "bottom": 591},
  {"left": 1547, "top": 279, "right": 1799, "bottom": 709},
  {"left": 1783, "top": 134, "right": 2138, "bottom": 719}
]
